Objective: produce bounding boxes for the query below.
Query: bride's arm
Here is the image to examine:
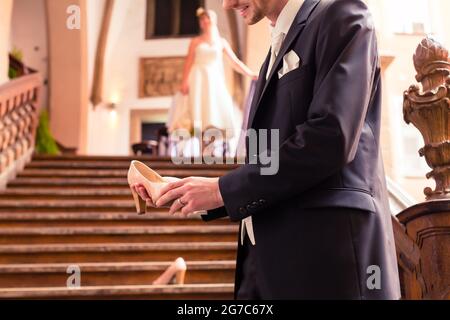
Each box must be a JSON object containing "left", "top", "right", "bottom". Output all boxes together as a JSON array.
[
  {"left": 222, "top": 38, "right": 258, "bottom": 79},
  {"left": 181, "top": 38, "right": 198, "bottom": 94}
]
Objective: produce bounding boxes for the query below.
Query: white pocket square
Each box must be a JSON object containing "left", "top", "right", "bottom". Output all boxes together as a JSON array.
[{"left": 278, "top": 50, "right": 301, "bottom": 79}]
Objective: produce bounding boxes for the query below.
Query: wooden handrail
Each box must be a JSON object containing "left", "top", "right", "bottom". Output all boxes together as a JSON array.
[{"left": 0, "top": 73, "right": 42, "bottom": 184}]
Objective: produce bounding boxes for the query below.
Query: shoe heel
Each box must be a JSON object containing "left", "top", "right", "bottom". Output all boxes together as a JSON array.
[
  {"left": 176, "top": 269, "right": 186, "bottom": 285},
  {"left": 131, "top": 188, "right": 146, "bottom": 215}
]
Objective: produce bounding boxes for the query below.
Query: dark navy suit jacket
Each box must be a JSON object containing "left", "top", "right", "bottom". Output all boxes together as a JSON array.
[{"left": 203, "top": 0, "right": 401, "bottom": 300}]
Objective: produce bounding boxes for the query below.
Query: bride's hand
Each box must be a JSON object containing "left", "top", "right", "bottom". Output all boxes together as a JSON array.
[{"left": 132, "top": 183, "right": 156, "bottom": 208}]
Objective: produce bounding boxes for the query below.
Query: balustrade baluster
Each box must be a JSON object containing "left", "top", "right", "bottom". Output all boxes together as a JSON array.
[{"left": 0, "top": 73, "right": 42, "bottom": 187}]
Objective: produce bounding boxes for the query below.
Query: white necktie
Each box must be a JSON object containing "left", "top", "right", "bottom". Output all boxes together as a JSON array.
[
  {"left": 240, "top": 33, "right": 286, "bottom": 247},
  {"left": 266, "top": 32, "right": 285, "bottom": 80}
]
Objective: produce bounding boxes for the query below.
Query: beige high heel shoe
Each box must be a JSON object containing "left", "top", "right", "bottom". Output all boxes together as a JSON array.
[
  {"left": 152, "top": 257, "right": 187, "bottom": 285},
  {"left": 127, "top": 160, "right": 179, "bottom": 214}
]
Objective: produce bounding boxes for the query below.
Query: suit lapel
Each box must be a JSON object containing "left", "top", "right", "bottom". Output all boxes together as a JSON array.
[
  {"left": 246, "top": 52, "right": 270, "bottom": 130},
  {"left": 247, "top": 0, "right": 322, "bottom": 129}
]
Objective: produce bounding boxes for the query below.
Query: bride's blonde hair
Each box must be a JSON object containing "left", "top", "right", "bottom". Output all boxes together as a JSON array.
[
  {"left": 196, "top": 7, "right": 220, "bottom": 40},
  {"left": 196, "top": 7, "right": 218, "bottom": 26}
]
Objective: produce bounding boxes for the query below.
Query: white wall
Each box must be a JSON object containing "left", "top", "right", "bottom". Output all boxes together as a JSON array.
[
  {"left": 0, "top": 0, "right": 13, "bottom": 85},
  {"left": 86, "top": 0, "right": 236, "bottom": 155},
  {"left": 10, "top": 0, "right": 49, "bottom": 107}
]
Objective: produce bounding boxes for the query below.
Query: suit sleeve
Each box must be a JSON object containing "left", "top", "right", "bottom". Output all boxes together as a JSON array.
[
  {"left": 201, "top": 207, "right": 228, "bottom": 222},
  {"left": 217, "top": 0, "right": 379, "bottom": 222}
]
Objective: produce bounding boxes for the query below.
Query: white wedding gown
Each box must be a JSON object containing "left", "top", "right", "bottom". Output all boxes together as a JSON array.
[
  {"left": 168, "top": 41, "right": 241, "bottom": 157},
  {"left": 189, "top": 41, "right": 237, "bottom": 135},
  {"left": 167, "top": 42, "right": 242, "bottom": 156}
]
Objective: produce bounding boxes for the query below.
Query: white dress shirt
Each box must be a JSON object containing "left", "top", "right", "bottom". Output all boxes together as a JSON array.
[
  {"left": 266, "top": 0, "right": 305, "bottom": 79},
  {"left": 242, "top": 0, "right": 305, "bottom": 246}
]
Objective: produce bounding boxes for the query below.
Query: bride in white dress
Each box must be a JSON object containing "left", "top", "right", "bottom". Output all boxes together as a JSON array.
[{"left": 168, "top": 8, "right": 257, "bottom": 153}]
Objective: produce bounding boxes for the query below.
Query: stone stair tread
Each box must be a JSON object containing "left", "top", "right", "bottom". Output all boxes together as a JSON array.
[
  {"left": 0, "top": 201, "right": 136, "bottom": 211},
  {"left": 2, "top": 155, "right": 239, "bottom": 299},
  {"left": 0, "top": 189, "right": 132, "bottom": 196},
  {"left": 0, "top": 283, "right": 235, "bottom": 299},
  {"left": 0, "top": 225, "right": 238, "bottom": 235},
  {"left": 32, "top": 155, "right": 174, "bottom": 161},
  {"left": 32, "top": 154, "right": 241, "bottom": 163},
  {"left": 18, "top": 169, "right": 230, "bottom": 178},
  {"left": 9, "top": 178, "right": 129, "bottom": 185},
  {"left": 0, "top": 199, "right": 134, "bottom": 206},
  {"left": 8, "top": 175, "right": 220, "bottom": 186},
  {"left": 20, "top": 169, "right": 128, "bottom": 177},
  {"left": 26, "top": 162, "right": 238, "bottom": 170},
  {"left": 0, "top": 261, "right": 236, "bottom": 273},
  {"left": 0, "top": 242, "right": 237, "bottom": 253},
  {"left": 0, "top": 211, "right": 220, "bottom": 221}
]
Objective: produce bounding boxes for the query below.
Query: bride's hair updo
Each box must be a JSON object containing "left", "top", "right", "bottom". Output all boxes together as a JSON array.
[{"left": 196, "top": 7, "right": 218, "bottom": 25}]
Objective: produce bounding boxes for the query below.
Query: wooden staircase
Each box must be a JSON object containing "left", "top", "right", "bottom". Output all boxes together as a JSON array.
[{"left": 0, "top": 155, "right": 239, "bottom": 299}]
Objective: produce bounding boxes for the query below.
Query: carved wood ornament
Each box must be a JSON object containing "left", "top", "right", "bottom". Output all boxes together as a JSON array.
[
  {"left": 404, "top": 37, "right": 450, "bottom": 200},
  {"left": 399, "top": 38, "right": 450, "bottom": 300}
]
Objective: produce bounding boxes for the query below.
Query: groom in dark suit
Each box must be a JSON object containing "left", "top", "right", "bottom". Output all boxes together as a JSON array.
[{"left": 136, "top": 0, "right": 401, "bottom": 299}]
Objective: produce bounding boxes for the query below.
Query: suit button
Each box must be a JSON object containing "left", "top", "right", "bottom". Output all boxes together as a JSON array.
[
  {"left": 239, "top": 207, "right": 247, "bottom": 215},
  {"left": 259, "top": 199, "right": 266, "bottom": 206},
  {"left": 246, "top": 205, "right": 253, "bottom": 212}
]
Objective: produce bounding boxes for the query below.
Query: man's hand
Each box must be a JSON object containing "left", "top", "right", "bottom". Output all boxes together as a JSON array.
[
  {"left": 156, "top": 177, "right": 224, "bottom": 217},
  {"left": 131, "top": 184, "right": 155, "bottom": 208}
]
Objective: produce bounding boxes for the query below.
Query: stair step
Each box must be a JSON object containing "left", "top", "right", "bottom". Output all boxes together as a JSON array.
[
  {"left": 26, "top": 161, "right": 239, "bottom": 170},
  {"left": 18, "top": 169, "right": 230, "bottom": 178},
  {"left": 2, "top": 155, "right": 239, "bottom": 299},
  {"left": 0, "top": 284, "right": 234, "bottom": 300},
  {"left": 0, "top": 199, "right": 137, "bottom": 212},
  {"left": 0, "top": 200, "right": 226, "bottom": 214},
  {"left": 0, "top": 212, "right": 231, "bottom": 227},
  {"left": 31, "top": 154, "right": 241, "bottom": 164},
  {"left": 32, "top": 155, "right": 175, "bottom": 162},
  {"left": 8, "top": 177, "right": 129, "bottom": 188},
  {"left": 0, "top": 242, "right": 237, "bottom": 264},
  {"left": 7, "top": 176, "right": 220, "bottom": 188},
  {"left": 20, "top": 169, "right": 128, "bottom": 177},
  {"left": 0, "top": 188, "right": 132, "bottom": 200},
  {"left": 0, "top": 226, "right": 238, "bottom": 244},
  {"left": 0, "top": 199, "right": 133, "bottom": 206},
  {"left": 0, "top": 261, "right": 235, "bottom": 288}
]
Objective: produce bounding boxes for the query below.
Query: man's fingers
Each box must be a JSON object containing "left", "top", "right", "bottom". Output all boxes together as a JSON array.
[
  {"left": 156, "top": 186, "right": 186, "bottom": 207},
  {"left": 131, "top": 184, "right": 143, "bottom": 198},
  {"left": 168, "top": 198, "right": 185, "bottom": 215},
  {"left": 137, "top": 186, "right": 151, "bottom": 200},
  {"left": 159, "top": 178, "right": 188, "bottom": 196},
  {"left": 132, "top": 184, "right": 141, "bottom": 193},
  {"left": 181, "top": 205, "right": 193, "bottom": 218}
]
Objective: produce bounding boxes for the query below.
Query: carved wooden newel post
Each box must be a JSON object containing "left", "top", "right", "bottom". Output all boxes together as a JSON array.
[
  {"left": 404, "top": 37, "right": 450, "bottom": 200},
  {"left": 394, "top": 38, "right": 450, "bottom": 300}
]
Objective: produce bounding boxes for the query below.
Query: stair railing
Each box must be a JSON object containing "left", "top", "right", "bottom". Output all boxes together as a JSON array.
[{"left": 0, "top": 72, "right": 42, "bottom": 190}]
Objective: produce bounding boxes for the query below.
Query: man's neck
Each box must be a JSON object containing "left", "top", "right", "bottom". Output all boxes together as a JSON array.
[{"left": 267, "top": 0, "right": 289, "bottom": 27}]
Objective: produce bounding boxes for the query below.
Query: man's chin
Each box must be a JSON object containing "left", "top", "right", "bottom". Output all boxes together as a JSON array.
[{"left": 245, "top": 15, "right": 263, "bottom": 25}]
